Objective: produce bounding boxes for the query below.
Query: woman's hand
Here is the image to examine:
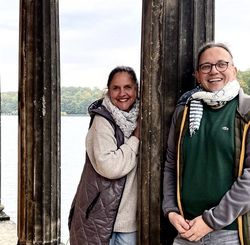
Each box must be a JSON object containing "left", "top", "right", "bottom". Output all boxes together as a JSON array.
[{"left": 133, "top": 119, "right": 140, "bottom": 139}]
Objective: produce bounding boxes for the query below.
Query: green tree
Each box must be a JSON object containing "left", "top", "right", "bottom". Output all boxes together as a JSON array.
[
  {"left": 60, "top": 86, "right": 103, "bottom": 115},
  {"left": 237, "top": 69, "right": 250, "bottom": 94}
]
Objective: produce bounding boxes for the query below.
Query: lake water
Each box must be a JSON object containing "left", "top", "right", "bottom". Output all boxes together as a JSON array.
[{"left": 1, "top": 115, "right": 90, "bottom": 244}]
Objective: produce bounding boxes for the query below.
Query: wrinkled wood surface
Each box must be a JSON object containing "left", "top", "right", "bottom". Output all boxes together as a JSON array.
[{"left": 18, "top": 0, "right": 61, "bottom": 244}]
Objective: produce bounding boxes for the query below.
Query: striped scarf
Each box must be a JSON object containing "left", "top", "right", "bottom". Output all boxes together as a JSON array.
[{"left": 189, "top": 80, "right": 240, "bottom": 136}]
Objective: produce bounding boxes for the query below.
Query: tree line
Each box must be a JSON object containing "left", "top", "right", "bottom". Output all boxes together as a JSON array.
[
  {"left": 1, "top": 87, "right": 104, "bottom": 115},
  {"left": 1, "top": 69, "right": 250, "bottom": 115}
]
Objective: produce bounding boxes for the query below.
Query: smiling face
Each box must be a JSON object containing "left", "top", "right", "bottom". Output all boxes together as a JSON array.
[
  {"left": 108, "top": 71, "right": 138, "bottom": 112},
  {"left": 195, "top": 47, "right": 237, "bottom": 92}
]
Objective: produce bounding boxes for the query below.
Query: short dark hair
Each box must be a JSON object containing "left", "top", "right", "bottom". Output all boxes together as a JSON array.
[
  {"left": 107, "top": 66, "right": 138, "bottom": 87},
  {"left": 196, "top": 42, "right": 234, "bottom": 70}
]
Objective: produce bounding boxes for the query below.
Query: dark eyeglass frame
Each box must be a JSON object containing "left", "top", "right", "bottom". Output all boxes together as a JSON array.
[{"left": 198, "top": 61, "right": 230, "bottom": 74}]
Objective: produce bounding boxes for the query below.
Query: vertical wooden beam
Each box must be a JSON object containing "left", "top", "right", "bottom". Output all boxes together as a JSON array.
[
  {"left": 139, "top": 0, "right": 164, "bottom": 244},
  {"left": 18, "top": 0, "right": 61, "bottom": 244},
  {"left": 139, "top": 0, "right": 214, "bottom": 244}
]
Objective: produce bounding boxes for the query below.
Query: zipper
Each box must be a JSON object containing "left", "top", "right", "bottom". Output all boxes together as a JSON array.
[
  {"left": 237, "top": 120, "right": 250, "bottom": 245},
  {"left": 177, "top": 106, "right": 188, "bottom": 216}
]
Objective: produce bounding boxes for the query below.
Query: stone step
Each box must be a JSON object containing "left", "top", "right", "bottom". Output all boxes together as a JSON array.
[{"left": 0, "top": 220, "right": 17, "bottom": 245}]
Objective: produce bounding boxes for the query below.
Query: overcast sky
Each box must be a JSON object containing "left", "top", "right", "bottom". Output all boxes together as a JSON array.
[
  {"left": 215, "top": 0, "right": 250, "bottom": 71},
  {"left": 0, "top": 1, "right": 250, "bottom": 92}
]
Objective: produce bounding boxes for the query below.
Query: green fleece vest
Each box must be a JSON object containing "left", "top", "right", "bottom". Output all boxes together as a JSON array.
[{"left": 182, "top": 98, "right": 238, "bottom": 229}]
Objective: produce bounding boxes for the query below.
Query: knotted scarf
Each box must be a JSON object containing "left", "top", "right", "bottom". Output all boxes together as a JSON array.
[
  {"left": 102, "top": 94, "right": 139, "bottom": 138},
  {"left": 189, "top": 80, "right": 240, "bottom": 136}
]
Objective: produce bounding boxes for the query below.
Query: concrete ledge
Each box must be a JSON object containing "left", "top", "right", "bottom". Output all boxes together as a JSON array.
[
  {"left": 0, "top": 220, "right": 17, "bottom": 245},
  {"left": 0, "top": 220, "right": 66, "bottom": 244}
]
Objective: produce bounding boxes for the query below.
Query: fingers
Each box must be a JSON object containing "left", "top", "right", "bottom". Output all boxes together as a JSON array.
[
  {"left": 180, "top": 216, "right": 213, "bottom": 241},
  {"left": 183, "top": 234, "right": 203, "bottom": 242},
  {"left": 181, "top": 228, "right": 203, "bottom": 242},
  {"left": 167, "top": 213, "right": 213, "bottom": 242},
  {"left": 177, "top": 225, "right": 190, "bottom": 234},
  {"left": 168, "top": 212, "right": 190, "bottom": 234},
  {"left": 179, "top": 219, "right": 190, "bottom": 231}
]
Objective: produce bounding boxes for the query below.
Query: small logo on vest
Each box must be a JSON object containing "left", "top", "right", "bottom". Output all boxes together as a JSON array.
[{"left": 222, "top": 126, "right": 229, "bottom": 131}]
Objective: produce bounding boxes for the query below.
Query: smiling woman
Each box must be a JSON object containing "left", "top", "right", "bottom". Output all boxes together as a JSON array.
[
  {"left": 107, "top": 67, "right": 138, "bottom": 112},
  {"left": 68, "top": 66, "right": 140, "bottom": 245}
]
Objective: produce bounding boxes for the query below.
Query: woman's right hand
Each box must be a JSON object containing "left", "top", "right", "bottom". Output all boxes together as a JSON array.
[
  {"left": 133, "top": 119, "right": 140, "bottom": 139},
  {"left": 133, "top": 126, "right": 140, "bottom": 139}
]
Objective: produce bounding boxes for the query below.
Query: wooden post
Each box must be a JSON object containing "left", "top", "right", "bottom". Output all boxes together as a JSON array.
[
  {"left": 18, "top": 0, "right": 61, "bottom": 244},
  {"left": 138, "top": 0, "right": 214, "bottom": 244}
]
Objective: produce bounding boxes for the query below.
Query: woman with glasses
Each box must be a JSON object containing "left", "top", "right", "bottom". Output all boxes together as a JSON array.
[{"left": 162, "top": 42, "right": 250, "bottom": 245}]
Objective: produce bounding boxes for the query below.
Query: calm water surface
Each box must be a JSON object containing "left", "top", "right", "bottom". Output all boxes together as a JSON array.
[{"left": 1, "top": 115, "right": 90, "bottom": 244}]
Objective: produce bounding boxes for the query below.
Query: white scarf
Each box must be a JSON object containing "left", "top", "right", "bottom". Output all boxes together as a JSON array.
[
  {"left": 189, "top": 80, "right": 240, "bottom": 136},
  {"left": 102, "top": 94, "right": 139, "bottom": 138}
]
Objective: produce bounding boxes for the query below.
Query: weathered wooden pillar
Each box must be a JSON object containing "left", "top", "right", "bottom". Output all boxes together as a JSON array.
[
  {"left": 18, "top": 0, "right": 61, "bottom": 244},
  {"left": 138, "top": 0, "right": 214, "bottom": 244}
]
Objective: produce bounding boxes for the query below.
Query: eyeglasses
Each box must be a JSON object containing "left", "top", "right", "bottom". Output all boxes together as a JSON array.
[{"left": 198, "top": 61, "right": 230, "bottom": 74}]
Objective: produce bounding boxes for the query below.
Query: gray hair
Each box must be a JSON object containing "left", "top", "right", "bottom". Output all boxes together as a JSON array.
[{"left": 196, "top": 42, "right": 234, "bottom": 70}]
